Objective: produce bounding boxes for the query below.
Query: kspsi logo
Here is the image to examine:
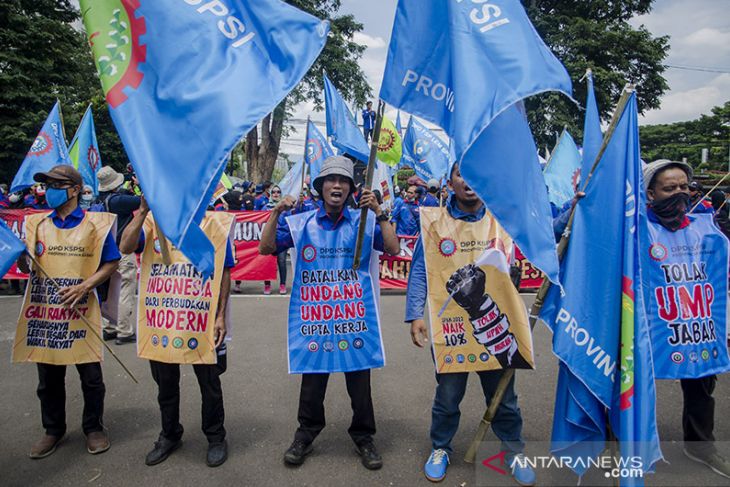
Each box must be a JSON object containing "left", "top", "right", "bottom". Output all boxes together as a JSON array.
[
  {"left": 84, "top": 0, "right": 147, "bottom": 109},
  {"left": 439, "top": 238, "right": 457, "bottom": 257},
  {"left": 302, "top": 244, "right": 317, "bottom": 262},
  {"left": 35, "top": 241, "right": 45, "bottom": 257},
  {"left": 414, "top": 139, "right": 431, "bottom": 163},
  {"left": 88, "top": 146, "right": 101, "bottom": 170},
  {"left": 649, "top": 243, "right": 668, "bottom": 262},
  {"left": 28, "top": 132, "right": 53, "bottom": 157},
  {"left": 306, "top": 139, "right": 323, "bottom": 162}
]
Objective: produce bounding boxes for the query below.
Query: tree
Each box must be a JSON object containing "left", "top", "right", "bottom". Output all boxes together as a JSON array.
[
  {"left": 0, "top": 0, "right": 129, "bottom": 184},
  {"left": 522, "top": 0, "right": 670, "bottom": 148},
  {"left": 243, "top": 0, "right": 371, "bottom": 183},
  {"left": 640, "top": 101, "right": 730, "bottom": 169}
]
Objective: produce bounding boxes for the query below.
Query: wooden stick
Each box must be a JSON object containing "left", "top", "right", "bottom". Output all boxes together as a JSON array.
[
  {"left": 690, "top": 172, "right": 729, "bottom": 213},
  {"left": 353, "top": 100, "right": 385, "bottom": 270},
  {"left": 153, "top": 219, "right": 173, "bottom": 266},
  {"left": 27, "top": 255, "right": 139, "bottom": 384},
  {"left": 464, "top": 86, "right": 636, "bottom": 464}
]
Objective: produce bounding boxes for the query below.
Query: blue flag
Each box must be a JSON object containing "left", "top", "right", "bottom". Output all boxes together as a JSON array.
[
  {"left": 81, "top": 0, "right": 328, "bottom": 276},
  {"left": 395, "top": 110, "right": 403, "bottom": 135},
  {"left": 11, "top": 101, "right": 70, "bottom": 193},
  {"left": 401, "top": 116, "right": 449, "bottom": 182},
  {"left": 543, "top": 130, "right": 582, "bottom": 207},
  {"left": 305, "top": 119, "right": 334, "bottom": 183},
  {"left": 69, "top": 105, "right": 102, "bottom": 195},
  {"left": 0, "top": 220, "right": 26, "bottom": 278},
  {"left": 581, "top": 70, "right": 602, "bottom": 181},
  {"left": 324, "top": 73, "right": 370, "bottom": 162},
  {"left": 542, "top": 92, "right": 662, "bottom": 480},
  {"left": 278, "top": 159, "right": 305, "bottom": 199},
  {"left": 380, "top": 0, "right": 572, "bottom": 284}
]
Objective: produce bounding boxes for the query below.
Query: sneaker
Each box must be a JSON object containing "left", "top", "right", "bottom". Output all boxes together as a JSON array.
[
  {"left": 206, "top": 440, "right": 228, "bottom": 467},
  {"left": 284, "top": 439, "right": 313, "bottom": 466},
  {"left": 355, "top": 441, "right": 383, "bottom": 470},
  {"left": 424, "top": 448, "right": 449, "bottom": 482},
  {"left": 115, "top": 333, "right": 136, "bottom": 345},
  {"left": 510, "top": 454, "right": 536, "bottom": 486},
  {"left": 29, "top": 434, "right": 65, "bottom": 459},
  {"left": 145, "top": 438, "right": 182, "bottom": 466},
  {"left": 279, "top": 284, "right": 287, "bottom": 295},
  {"left": 102, "top": 330, "right": 118, "bottom": 341},
  {"left": 86, "top": 430, "right": 110, "bottom": 454},
  {"left": 264, "top": 283, "right": 272, "bottom": 295},
  {"left": 684, "top": 447, "right": 730, "bottom": 479}
]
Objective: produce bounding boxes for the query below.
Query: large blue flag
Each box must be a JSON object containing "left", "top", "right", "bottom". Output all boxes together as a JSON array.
[
  {"left": 581, "top": 70, "right": 602, "bottom": 181},
  {"left": 380, "top": 0, "right": 572, "bottom": 284},
  {"left": 395, "top": 110, "right": 403, "bottom": 135},
  {"left": 542, "top": 93, "right": 662, "bottom": 480},
  {"left": 324, "top": 73, "right": 370, "bottom": 162},
  {"left": 69, "top": 105, "right": 102, "bottom": 195},
  {"left": 401, "top": 116, "right": 449, "bottom": 182},
  {"left": 0, "top": 220, "right": 26, "bottom": 278},
  {"left": 278, "top": 159, "right": 305, "bottom": 199},
  {"left": 305, "top": 119, "right": 334, "bottom": 183},
  {"left": 543, "top": 130, "right": 582, "bottom": 207},
  {"left": 81, "top": 0, "right": 328, "bottom": 276},
  {"left": 11, "top": 101, "right": 70, "bottom": 193}
]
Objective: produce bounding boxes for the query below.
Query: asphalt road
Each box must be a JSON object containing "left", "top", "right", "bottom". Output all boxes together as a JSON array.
[{"left": 0, "top": 285, "right": 728, "bottom": 486}]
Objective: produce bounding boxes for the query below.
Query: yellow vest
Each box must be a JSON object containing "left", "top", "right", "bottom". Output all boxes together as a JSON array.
[
  {"left": 14, "top": 211, "right": 116, "bottom": 365},
  {"left": 421, "top": 206, "right": 534, "bottom": 373},
  {"left": 137, "top": 212, "right": 234, "bottom": 364}
]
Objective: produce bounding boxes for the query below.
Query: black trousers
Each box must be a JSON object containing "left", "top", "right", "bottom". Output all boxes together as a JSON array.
[
  {"left": 294, "top": 369, "right": 376, "bottom": 446},
  {"left": 36, "top": 362, "right": 105, "bottom": 437},
  {"left": 149, "top": 354, "right": 227, "bottom": 443},
  {"left": 681, "top": 374, "right": 716, "bottom": 453}
]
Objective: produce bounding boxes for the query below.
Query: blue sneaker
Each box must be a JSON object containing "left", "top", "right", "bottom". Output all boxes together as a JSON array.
[
  {"left": 424, "top": 448, "right": 449, "bottom": 482},
  {"left": 510, "top": 453, "right": 536, "bottom": 486}
]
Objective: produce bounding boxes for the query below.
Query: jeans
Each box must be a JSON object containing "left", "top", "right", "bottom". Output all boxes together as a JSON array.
[
  {"left": 265, "top": 252, "right": 287, "bottom": 287},
  {"left": 103, "top": 252, "right": 137, "bottom": 337},
  {"left": 36, "top": 362, "right": 105, "bottom": 437},
  {"left": 431, "top": 370, "right": 524, "bottom": 456},
  {"left": 149, "top": 353, "right": 227, "bottom": 443}
]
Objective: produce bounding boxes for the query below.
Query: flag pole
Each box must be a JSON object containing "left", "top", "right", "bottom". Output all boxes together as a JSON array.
[
  {"left": 26, "top": 254, "right": 139, "bottom": 384},
  {"left": 154, "top": 219, "right": 173, "bottom": 266},
  {"left": 690, "top": 172, "right": 729, "bottom": 213},
  {"left": 300, "top": 117, "right": 311, "bottom": 210},
  {"left": 353, "top": 100, "right": 385, "bottom": 270},
  {"left": 464, "top": 86, "right": 636, "bottom": 464}
]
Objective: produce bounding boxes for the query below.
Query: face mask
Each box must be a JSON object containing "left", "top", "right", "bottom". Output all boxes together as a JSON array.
[
  {"left": 81, "top": 194, "right": 94, "bottom": 202},
  {"left": 46, "top": 187, "right": 70, "bottom": 208},
  {"left": 650, "top": 192, "right": 690, "bottom": 231}
]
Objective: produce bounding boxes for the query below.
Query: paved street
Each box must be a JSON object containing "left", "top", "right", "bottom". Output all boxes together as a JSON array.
[{"left": 0, "top": 286, "right": 728, "bottom": 486}]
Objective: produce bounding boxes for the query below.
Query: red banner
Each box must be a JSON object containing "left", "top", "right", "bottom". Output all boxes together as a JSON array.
[
  {"left": 514, "top": 246, "right": 545, "bottom": 290},
  {"left": 229, "top": 211, "right": 277, "bottom": 281},
  {"left": 0, "top": 209, "right": 44, "bottom": 279},
  {"left": 380, "top": 235, "right": 417, "bottom": 289}
]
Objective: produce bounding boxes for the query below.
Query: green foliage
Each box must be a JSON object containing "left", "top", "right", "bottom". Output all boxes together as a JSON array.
[
  {"left": 522, "top": 0, "right": 669, "bottom": 147},
  {"left": 0, "top": 0, "right": 129, "bottom": 184},
  {"left": 640, "top": 101, "right": 730, "bottom": 169}
]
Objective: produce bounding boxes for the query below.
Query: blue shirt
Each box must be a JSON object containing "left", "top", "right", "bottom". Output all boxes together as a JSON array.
[
  {"left": 421, "top": 193, "right": 439, "bottom": 207},
  {"left": 391, "top": 200, "right": 420, "bottom": 236},
  {"left": 136, "top": 230, "right": 235, "bottom": 268},
  {"left": 362, "top": 109, "right": 376, "bottom": 130},
  {"left": 254, "top": 195, "right": 269, "bottom": 211},
  {"left": 48, "top": 206, "right": 121, "bottom": 264},
  {"left": 404, "top": 196, "right": 486, "bottom": 322},
  {"left": 274, "top": 201, "right": 384, "bottom": 255}
]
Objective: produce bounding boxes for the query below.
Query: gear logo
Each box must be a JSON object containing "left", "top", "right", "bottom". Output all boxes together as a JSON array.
[
  {"left": 439, "top": 238, "right": 457, "bottom": 257},
  {"left": 671, "top": 351, "right": 684, "bottom": 364},
  {"left": 28, "top": 132, "right": 53, "bottom": 157},
  {"left": 35, "top": 241, "right": 45, "bottom": 257},
  {"left": 649, "top": 243, "right": 668, "bottom": 262},
  {"left": 84, "top": 0, "right": 147, "bottom": 109},
  {"left": 302, "top": 244, "right": 317, "bottom": 262},
  {"left": 378, "top": 127, "right": 397, "bottom": 153},
  {"left": 87, "top": 146, "right": 101, "bottom": 171}
]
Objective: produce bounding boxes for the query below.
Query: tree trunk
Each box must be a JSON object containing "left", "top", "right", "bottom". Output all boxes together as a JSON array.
[{"left": 245, "top": 99, "right": 287, "bottom": 183}]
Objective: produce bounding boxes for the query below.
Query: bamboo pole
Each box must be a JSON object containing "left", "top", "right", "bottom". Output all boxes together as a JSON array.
[
  {"left": 353, "top": 100, "right": 385, "bottom": 270},
  {"left": 27, "top": 255, "right": 139, "bottom": 384},
  {"left": 464, "top": 86, "right": 636, "bottom": 464}
]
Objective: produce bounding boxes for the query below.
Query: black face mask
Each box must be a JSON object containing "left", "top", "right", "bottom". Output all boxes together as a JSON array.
[{"left": 650, "top": 192, "right": 690, "bottom": 231}]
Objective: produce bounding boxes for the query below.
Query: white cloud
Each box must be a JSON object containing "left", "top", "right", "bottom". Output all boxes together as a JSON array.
[
  {"left": 640, "top": 73, "right": 730, "bottom": 124},
  {"left": 352, "top": 32, "right": 387, "bottom": 49}
]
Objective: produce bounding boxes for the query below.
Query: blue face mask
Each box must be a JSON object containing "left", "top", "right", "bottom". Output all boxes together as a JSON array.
[{"left": 46, "top": 187, "right": 69, "bottom": 208}]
